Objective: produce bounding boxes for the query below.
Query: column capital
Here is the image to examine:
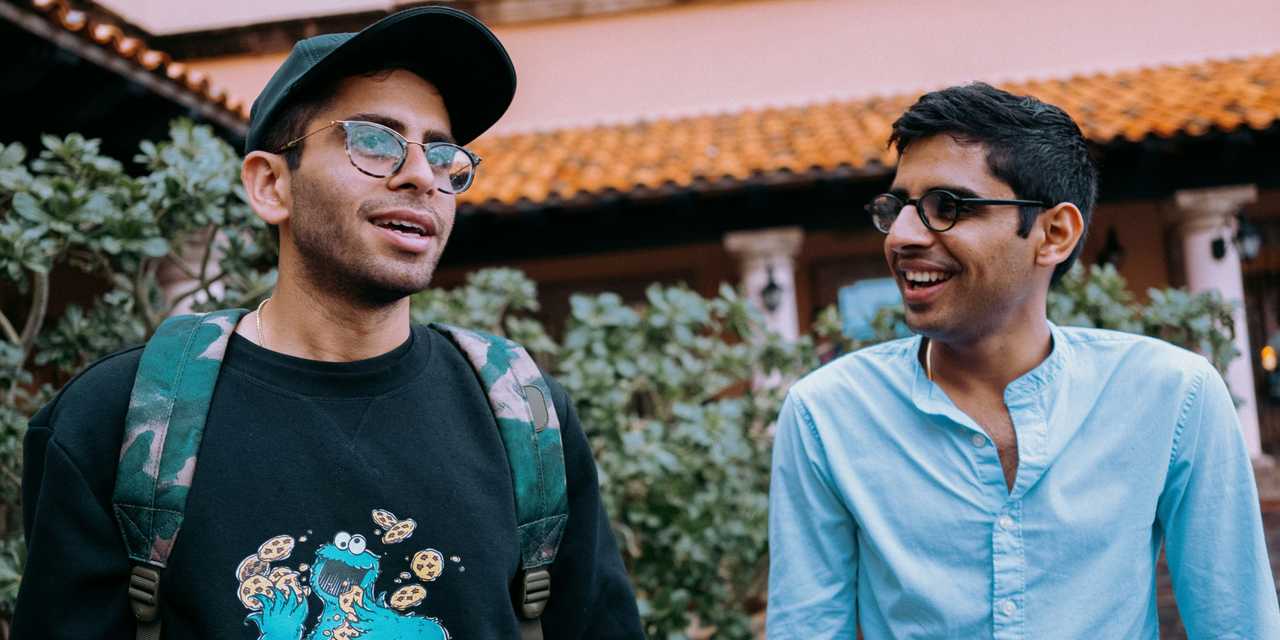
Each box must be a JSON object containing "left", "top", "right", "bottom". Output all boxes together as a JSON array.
[
  {"left": 1169, "top": 184, "right": 1258, "bottom": 231},
  {"left": 723, "top": 226, "right": 804, "bottom": 260}
]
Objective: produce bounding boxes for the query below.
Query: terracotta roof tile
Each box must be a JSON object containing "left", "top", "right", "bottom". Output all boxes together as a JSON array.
[
  {"left": 27, "top": 0, "right": 249, "bottom": 121},
  {"left": 465, "top": 51, "right": 1280, "bottom": 207}
]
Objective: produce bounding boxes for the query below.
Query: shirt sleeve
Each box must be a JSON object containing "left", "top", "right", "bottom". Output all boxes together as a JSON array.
[
  {"left": 13, "top": 422, "right": 135, "bottom": 638},
  {"left": 766, "top": 391, "right": 859, "bottom": 638},
  {"left": 539, "top": 378, "right": 645, "bottom": 640},
  {"left": 1156, "top": 364, "right": 1280, "bottom": 637}
]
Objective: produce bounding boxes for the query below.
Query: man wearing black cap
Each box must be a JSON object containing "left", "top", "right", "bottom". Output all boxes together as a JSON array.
[{"left": 13, "top": 7, "right": 643, "bottom": 639}]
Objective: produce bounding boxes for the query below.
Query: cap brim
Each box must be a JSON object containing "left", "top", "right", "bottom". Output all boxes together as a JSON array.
[{"left": 252, "top": 7, "right": 515, "bottom": 150}]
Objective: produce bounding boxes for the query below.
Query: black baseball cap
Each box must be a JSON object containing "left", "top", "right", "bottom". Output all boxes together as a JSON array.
[{"left": 244, "top": 6, "right": 516, "bottom": 153}]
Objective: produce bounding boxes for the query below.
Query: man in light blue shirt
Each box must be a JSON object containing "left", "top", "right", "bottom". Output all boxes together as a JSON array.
[{"left": 766, "top": 83, "right": 1280, "bottom": 639}]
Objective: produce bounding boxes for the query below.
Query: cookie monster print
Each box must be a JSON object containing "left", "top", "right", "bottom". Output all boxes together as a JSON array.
[{"left": 239, "top": 509, "right": 451, "bottom": 640}]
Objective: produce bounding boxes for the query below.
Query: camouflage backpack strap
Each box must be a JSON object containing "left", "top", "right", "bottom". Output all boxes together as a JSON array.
[
  {"left": 113, "top": 308, "right": 247, "bottom": 639},
  {"left": 432, "top": 323, "right": 568, "bottom": 640}
]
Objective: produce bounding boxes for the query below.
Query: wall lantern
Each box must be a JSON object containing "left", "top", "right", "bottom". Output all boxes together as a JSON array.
[
  {"left": 760, "top": 266, "right": 783, "bottom": 313},
  {"left": 1236, "top": 213, "right": 1263, "bottom": 261},
  {"left": 1212, "top": 211, "right": 1264, "bottom": 262}
]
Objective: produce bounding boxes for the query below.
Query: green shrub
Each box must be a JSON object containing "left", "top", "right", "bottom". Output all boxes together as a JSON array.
[{"left": 0, "top": 123, "right": 273, "bottom": 615}]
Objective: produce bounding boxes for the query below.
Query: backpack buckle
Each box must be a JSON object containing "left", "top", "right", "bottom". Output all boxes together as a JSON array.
[
  {"left": 129, "top": 565, "right": 162, "bottom": 622},
  {"left": 513, "top": 567, "right": 552, "bottom": 619}
]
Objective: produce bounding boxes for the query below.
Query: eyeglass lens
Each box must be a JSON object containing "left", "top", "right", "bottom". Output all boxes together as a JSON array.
[
  {"left": 868, "top": 191, "right": 960, "bottom": 233},
  {"left": 343, "top": 122, "right": 476, "bottom": 193}
]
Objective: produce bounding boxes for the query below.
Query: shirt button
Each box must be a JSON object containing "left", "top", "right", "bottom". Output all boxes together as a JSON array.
[
  {"left": 970, "top": 433, "right": 987, "bottom": 448},
  {"left": 1000, "top": 600, "right": 1017, "bottom": 615},
  {"left": 998, "top": 515, "right": 1014, "bottom": 529}
]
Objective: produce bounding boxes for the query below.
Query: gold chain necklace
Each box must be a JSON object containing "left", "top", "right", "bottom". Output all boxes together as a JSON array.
[
  {"left": 925, "top": 338, "right": 935, "bottom": 382},
  {"left": 255, "top": 297, "right": 271, "bottom": 348}
]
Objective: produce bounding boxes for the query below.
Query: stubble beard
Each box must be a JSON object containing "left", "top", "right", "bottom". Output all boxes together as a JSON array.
[{"left": 287, "top": 176, "right": 444, "bottom": 310}]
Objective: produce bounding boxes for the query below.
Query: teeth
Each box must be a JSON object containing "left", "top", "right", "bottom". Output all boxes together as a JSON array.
[
  {"left": 376, "top": 219, "right": 426, "bottom": 235},
  {"left": 903, "top": 270, "right": 951, "bottom": 284}
]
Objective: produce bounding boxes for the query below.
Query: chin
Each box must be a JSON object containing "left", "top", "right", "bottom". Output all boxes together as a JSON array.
[{"left": 903, "top": 310, "right": 949, "bottom": 340}]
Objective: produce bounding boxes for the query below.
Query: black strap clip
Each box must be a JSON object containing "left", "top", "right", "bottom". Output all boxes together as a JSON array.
[
  {"left": 128, "top": 565, "right": 162, "bottom": 622},
  {"left": 514, "top": 567, "right": 552, "bottom": 619}
]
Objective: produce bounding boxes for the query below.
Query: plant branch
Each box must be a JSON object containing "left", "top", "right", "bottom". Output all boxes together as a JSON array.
[
  {"left": 18, "top": 271, "right": 48, "bottom": 353},
  {"left": 0, "top": 310, "right": 19, "bottom": 346},
  {"left": 135, "top": 263, "right": 158, "bottom": 334},
  {"left": 163, "top": 252, "right": 198, "bottom": 280},
  {"left": 0, "top": 463, "right": 18, "bottom": 489},
  {"left": 196, "top": 227, "right": 216, "bottom": 285},
  {"left": 167, "top": 270, "right": 229, "bottom": 310}
]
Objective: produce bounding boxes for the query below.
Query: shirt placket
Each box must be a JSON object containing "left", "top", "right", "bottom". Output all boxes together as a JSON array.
[
  {"left": 966, "top": 427, "right": 1027, "bottom": 639},
  {"left": 991, "top": 499, "right": 1025, "bottom": 639}
]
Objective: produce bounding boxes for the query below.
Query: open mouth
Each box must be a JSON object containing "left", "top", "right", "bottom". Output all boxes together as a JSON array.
[
  {"left": 315, "top": 559, "right": 370, "bottom": 596},
  {"left": 371, "top": 219, "right": 429, "bottom": 237},
  {"left": 901, "top": 270, "right": 955, "bottom": 291}
]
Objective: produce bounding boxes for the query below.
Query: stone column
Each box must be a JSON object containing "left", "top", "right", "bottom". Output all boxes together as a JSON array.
[
  {"left": 723, "top": 227, "right": 803, "bottom": 340},
  {"left": 1170, "top": 185, "right": 1264, "bottom": 460}
]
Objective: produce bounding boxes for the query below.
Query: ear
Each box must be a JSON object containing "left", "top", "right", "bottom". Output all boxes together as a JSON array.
[
  {"left": 241, "top": 151, "right": 293, "bottom": 227},
  {"left": 1034, "top": 202, "right": 1085, "bottom": 271}
]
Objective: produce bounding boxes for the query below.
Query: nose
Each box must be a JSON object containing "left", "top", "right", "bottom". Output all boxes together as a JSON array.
[
  {"left": 885, "top": 202, "right": 934, "bottom": 253},
  {"left": 385, "top": 143, "right": 439, "bottom": 194}
]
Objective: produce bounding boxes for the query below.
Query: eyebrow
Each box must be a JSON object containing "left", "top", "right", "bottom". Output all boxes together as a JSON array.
[
  {"left": 887, "top": 184, "right": 983, "bottom": 199},
  {"left": 344, "top": 112, "right": 456, "bottom": 145}
]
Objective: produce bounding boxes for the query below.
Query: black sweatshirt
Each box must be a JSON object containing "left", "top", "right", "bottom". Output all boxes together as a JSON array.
[{"left": 13, "top": 325, "right": 644, "bottom": 639}]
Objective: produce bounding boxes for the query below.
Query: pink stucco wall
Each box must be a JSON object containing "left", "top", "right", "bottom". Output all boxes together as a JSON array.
[{"left": 180, "top": 0, "right": 1280, "bottom": 135}]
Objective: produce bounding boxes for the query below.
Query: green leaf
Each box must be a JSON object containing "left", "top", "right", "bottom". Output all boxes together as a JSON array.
[
  {"left": 10, "top": 192, "right": 45, "bottom": 222},
  {"left": 141, "top": 237, "right": 170, "bottom": 257}
]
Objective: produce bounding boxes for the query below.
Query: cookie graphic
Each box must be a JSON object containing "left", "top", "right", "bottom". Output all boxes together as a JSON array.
[
  {"left": 338, "top": 585, "right": 365, "bottom": 621},
  {"left": 331, "top": 623, "right": 360, "bottom": 640},
  {"left": 235, "top": 554, "right": 271, "bottom": 582},
  {"left": 238, "top": 575, "right": 274, "bottom": 610},
  {"left": 389, "top": 584, "right": 426, "bottom": 610},
  {"left": 381, "top": 518, "right": 416, "bottom": 545},
  {"left": 272, "top": 569, "right": 304, "bottom": 599},
  {"left": 411, "top": 549, "right": 444, "bottom": 582},
  {"left": 267, "top": 567, "right": 293, "bottom": 582},
  {"left": 371, "top": 509, "right": 398, "bottom": 529},
  {"left": 257, "top": 535, "right": 295, "bottom": 561}
]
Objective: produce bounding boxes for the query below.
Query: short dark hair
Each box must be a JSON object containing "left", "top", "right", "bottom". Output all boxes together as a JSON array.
[
  {"left": 256, "top": 84, "right": 337, "bottom": 171},
  {"left": 888, "top": 83, "right": 1099, "bottom": 284}
]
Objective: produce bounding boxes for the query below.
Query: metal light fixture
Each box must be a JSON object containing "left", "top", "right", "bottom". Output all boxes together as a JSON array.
[
  {"left": 760, "top": 266, "right": 783, "bottom": 313},
  {"left": 1236, "top": 212, "right": 1263, "bottom": 261},
  {"left": 1212, "top": 211, "right": 1264, "bottom": 262}
]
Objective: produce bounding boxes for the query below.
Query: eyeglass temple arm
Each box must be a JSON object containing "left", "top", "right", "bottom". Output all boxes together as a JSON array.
[
  {"left": 960, "top": 197, "right": 1052, "bottom": 207},
  {"left": 277, "top": 121, "right": 340, "bottom": 153}
]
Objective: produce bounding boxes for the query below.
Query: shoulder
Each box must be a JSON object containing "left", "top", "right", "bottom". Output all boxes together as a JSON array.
[
  {"left": 1056, "top": 325, "right": 1215, "bottom": 382},
  {"left": 36, "top": 346, "right": 143, "bottom": 431},
  {"left": 790, "top": 335, "right": 917, "bottom": 404},
  {"left": 29, "top": 345, "right": 143, "bottom": 481},
  {"left": 418, "top": 323, "right": 576, "bottom": 424}
]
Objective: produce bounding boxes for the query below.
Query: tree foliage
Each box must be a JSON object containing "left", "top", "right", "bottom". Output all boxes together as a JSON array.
[{"left": 0, "top": 124, "right": 274, "bottom": 615}]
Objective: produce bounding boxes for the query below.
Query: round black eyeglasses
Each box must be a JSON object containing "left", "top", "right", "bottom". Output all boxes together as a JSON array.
[
  {"left": 278, "top": 120, "right": 482, "bottom": 194},
  {"left": 866, "top": 189, "right": 1051, "bottom": 233}
]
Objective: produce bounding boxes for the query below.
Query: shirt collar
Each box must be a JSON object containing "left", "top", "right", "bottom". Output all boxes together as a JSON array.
[{"left": 909, "top": 320, "right": 1071, "bottom": 415}]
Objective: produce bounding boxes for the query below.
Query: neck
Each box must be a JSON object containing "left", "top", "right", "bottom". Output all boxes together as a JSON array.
[
  {"left": 927, "top": 311, "right": 1053, "bottom": 396},
  {"left": 242, "top": 271, "right": 413, "bottom": 363}
]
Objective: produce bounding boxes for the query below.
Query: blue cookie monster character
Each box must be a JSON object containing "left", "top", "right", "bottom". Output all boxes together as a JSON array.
[{"left": 246, "top": 530, "right": 449, "bottom": 640}]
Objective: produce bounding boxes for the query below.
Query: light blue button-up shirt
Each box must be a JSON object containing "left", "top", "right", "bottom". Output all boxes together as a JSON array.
[{"left": 767, "top": 323, "right": 1280, "bottom": 639}]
